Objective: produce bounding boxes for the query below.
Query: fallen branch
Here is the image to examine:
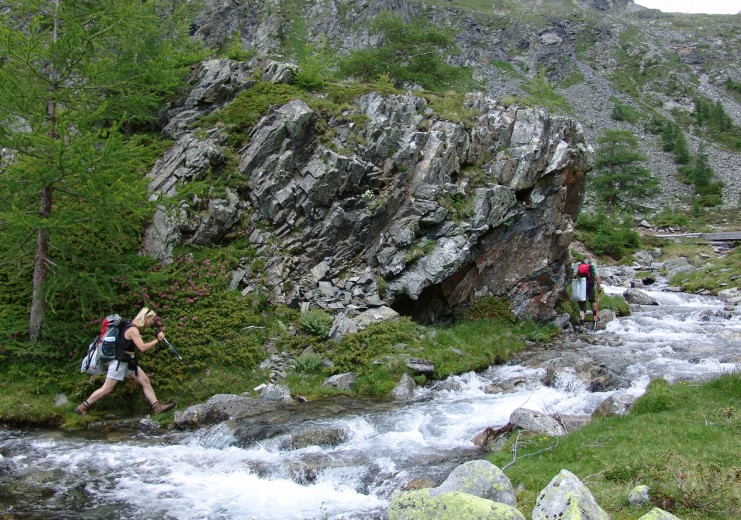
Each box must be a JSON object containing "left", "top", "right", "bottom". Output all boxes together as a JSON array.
[{"left": 502, "top": 432, "right": 559, "bottom": 470}]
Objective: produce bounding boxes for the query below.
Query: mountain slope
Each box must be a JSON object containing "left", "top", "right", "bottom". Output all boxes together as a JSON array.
[{"left": 191, "top": 0, "right": 740, "bottom": 210}]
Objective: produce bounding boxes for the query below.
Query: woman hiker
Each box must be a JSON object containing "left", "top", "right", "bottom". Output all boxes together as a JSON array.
[{"left": 75, "top": 307, "right": 175, "bottom": 416}]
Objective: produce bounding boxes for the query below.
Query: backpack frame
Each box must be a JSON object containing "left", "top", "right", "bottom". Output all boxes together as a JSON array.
[{"left": 80, "top": 314, "right": 130, "bottom": 375}]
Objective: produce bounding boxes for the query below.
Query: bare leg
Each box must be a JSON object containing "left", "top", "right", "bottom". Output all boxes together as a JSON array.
[
  {"left": 130, "top": 369, "right": 157, "bottom": 406},
  {"left": 85, "top": 378, "right": 120, "bottom": 406}
]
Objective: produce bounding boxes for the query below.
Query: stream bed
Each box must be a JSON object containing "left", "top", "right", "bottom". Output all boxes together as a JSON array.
[{"left": 1, "top": 284, "right": 739, "bottom": 519}]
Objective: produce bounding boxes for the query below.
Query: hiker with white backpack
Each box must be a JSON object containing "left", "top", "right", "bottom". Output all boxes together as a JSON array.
[
  {"left": 573, "top": 258, "right": 601, "bottom": 331},
  {"left": 75, "top": 307, "right": 175, "bottom": 416}
]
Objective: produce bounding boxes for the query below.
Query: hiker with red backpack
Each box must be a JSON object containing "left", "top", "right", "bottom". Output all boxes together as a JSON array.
[
  {"left": 75, "top": 307, "right": 175, "bottom": 416},
  {"left": 575, "top": 258, "right": 601, "bottom": 331}
]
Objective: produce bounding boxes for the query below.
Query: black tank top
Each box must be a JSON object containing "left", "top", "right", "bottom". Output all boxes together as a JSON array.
[{"left": 120, "top": 322, "right": 137, "bottom": 355}]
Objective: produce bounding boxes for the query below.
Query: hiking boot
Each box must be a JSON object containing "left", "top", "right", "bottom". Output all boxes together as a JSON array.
[
  {"left": 74, "top": 400, "right": 91, "bottom": 416},
  {"left": 151, "top": 401, "right": 175, "bottom": 414}
]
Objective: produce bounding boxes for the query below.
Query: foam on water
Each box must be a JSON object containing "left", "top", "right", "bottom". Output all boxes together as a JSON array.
[{"left": 3, "top": 284, "right": 739, "bottom": 519}]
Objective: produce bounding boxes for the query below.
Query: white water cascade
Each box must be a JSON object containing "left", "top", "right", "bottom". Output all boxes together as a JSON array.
[{"left": 1, "top": 283, "right": 739, "bottom": 519}]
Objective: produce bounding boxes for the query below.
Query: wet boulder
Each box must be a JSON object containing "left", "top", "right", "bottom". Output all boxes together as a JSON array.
[
  {"left": 390, "top": 373, "right": 417, "bottom": 401},
  {"left": 259, "top": 383, "right": 294, "bottom": 403},
  {"left": 718, "top": 287, "right": 741, "bottom": 306},
  {"left": 623, "top": 288, "right": 659, "bottom": 306},
  {"left": 592, "top": 392, "right": 637, "bottom": 417},
  {"left": 509, "top": 408, "right": 566, "bottom": 437},
  {"left": 575, "top": 362, "right": 621, "bottom": 392},
  {"left": 290, "top": 426, "right": 349, "bottom": 449},
  {"left": 430, "top": 459, "right": 516, "bottom": 506},
  {"left": 0, "top": 456, "right": 17, "bottom": 478},
  {"left": 174, "top": 394, "right": 283, "bottom": 429},
  {"left": 472, "top": 425, "right": 512, "bottom": 452},
  {"left": 389, "top": 489, "right": 525, "bottom": 520},
  {"left": 532, "top": 469, "right": 609, "bottom": 520}
]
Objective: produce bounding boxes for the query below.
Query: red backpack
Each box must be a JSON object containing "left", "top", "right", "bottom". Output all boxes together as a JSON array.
[{"left": 577, "top": 263, "right": 592, "bottom": 278}]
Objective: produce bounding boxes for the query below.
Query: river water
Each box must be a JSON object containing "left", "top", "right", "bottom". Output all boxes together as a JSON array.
[{"left": 1, "top": 283, "right": 739, "bottom": 519}]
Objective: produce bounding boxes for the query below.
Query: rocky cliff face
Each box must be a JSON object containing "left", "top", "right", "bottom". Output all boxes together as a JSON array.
[
  {"left": 144, "top": 60, "right": 592, "bottom": 322},
  {"left": 189, "top": 0, "right": 741, "bottom": 209}
]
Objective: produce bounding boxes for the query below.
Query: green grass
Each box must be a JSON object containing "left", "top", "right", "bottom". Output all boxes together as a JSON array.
[
  {"left": 489, "top": 374, "right": 741, "bottom": 519},
  {"left": 522, "top": 70, "right": 572, "bottom": 114},
  {"left": 670, "top": 247, "right": 741, "bottom": 294},
  {"left": 420, "top": 91, "right": 483, "bottom": 127},
  {"left": 1, "top": 304, "right": 559, "bottom": 425}
]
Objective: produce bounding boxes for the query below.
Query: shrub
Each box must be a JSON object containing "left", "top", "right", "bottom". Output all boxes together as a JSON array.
[
  {"left": 337, "top": 12, "right": 474, "bottom": 92},
  {"left": 522, "top": 70, "right": 571, "bottom": 113},
  {"left": 465, "top": 297, "right": 515, "bottom": 322},
  {"left": 299, "top": 309, "right": 334, "bottom": 338},
  {"left": 293, "top": 352, "right": 326, "bottom": 374},
  {"left": 575, "top": 212, "right": 641, "bottom": 260}
]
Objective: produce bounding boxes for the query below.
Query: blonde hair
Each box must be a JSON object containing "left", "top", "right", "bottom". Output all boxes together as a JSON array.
[{"left": 132, "top": 307, "right": 157, "bottom": 328}]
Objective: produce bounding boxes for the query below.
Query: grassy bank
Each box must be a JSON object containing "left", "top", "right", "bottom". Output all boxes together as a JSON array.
[
  {"left": 490, "top": 373, "right": 741, "bottom": 519},
  {"left": 0, "top": 304, "right": 558, "bottom": 428}
]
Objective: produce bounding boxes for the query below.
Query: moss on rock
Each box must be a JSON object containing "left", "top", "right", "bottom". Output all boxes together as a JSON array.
[{"left": 389, "top": 489, "right": 525, "bottom": 520}]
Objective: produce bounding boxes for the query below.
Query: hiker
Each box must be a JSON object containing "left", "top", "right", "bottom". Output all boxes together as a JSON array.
[
  {"left": 75, "top": 307, "right": 175, "bottom": 416},
  {"left": 575, "top": 258, "right": 601, "bottom": 330}
]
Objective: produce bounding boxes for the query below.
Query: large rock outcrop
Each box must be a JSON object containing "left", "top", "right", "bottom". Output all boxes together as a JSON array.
[
  {"left": 186, "top": 0, "right": 741, "bottom": 210},
  {"left": 144, "top": 59, "right": 592, "bottom": 322}
]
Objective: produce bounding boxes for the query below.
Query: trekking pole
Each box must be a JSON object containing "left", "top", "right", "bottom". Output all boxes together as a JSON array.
[{"left": 161, "top": 338, "right": 210, "bottom": 393}]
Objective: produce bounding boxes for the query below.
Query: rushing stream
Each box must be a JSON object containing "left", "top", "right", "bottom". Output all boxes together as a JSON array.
[{"left": 2, "top": 282, "right": 739, "bottom": 519}]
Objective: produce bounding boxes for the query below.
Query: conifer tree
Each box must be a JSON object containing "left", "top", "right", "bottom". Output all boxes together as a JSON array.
[
  {"left": 691, "top": 141, "right": 713, "bottom": 192},
  {"left": 673, "top": 130, "right": 690, "bottom": 165},
  {"left": 338, "top": 12, "right": 470, "bottom": 91},
  {"left": 0, "top": 0, "right": 204, "bottom": 342},
  {"left": 661, "top": 123, "right": 676, "bottom": 152},
  {"left": 591, "top": 130, "right": 660, "bottom": 215}
]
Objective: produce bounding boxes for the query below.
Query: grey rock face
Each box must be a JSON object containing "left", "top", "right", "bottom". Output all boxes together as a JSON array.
[
  {"left": 189, "top": 0, "right": 740, "bottom": 210},
  {"left": 145, "top": 68, "right": 592, "bottom": 322}
]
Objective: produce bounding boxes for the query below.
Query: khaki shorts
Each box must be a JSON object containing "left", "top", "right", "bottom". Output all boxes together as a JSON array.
[{"left": 107, "top": 358, "right": 137, "bottom": 381}]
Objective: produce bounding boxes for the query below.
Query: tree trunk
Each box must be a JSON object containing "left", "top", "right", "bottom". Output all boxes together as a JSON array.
[
  {"left": 29, "top": 1, "right": 60, "bottom": 343},
  {"left": 29, "top": 185, "right": 52, "bottom": 343}
]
